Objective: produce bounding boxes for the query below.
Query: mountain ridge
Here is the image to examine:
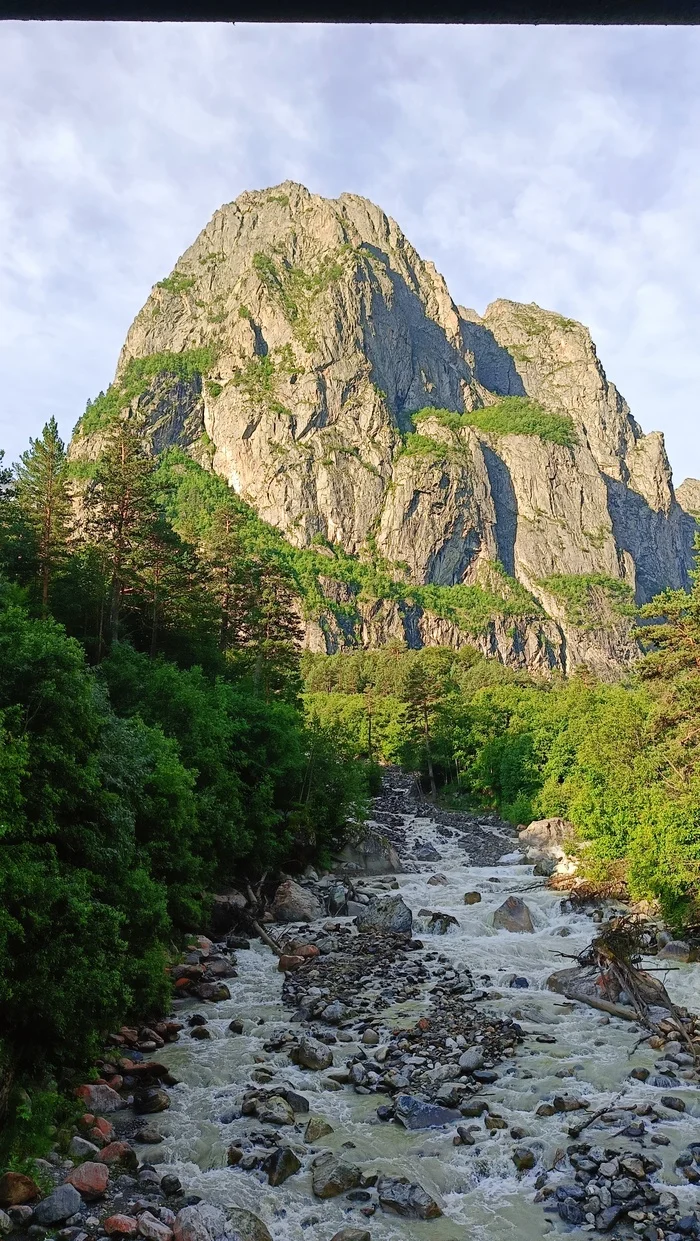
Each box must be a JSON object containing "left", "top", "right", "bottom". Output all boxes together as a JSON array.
[{"left": 70, "top": 180, "right": 699, "bottom": 678}]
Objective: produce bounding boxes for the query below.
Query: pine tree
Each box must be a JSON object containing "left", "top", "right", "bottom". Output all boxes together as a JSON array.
[
  {"left": 400, "top": 658, "right": 445, "bottom": 796},
  {"left": 13, "top": 418, "right": 72, "bottom": 611}
]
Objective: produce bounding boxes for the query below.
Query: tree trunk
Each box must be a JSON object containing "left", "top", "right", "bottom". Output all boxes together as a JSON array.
[{"left": 423, "top": 707, "right": 437, "bottom": 798}]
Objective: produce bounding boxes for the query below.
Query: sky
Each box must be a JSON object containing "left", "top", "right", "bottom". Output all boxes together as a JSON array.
[{"left": 1, "top": 22, "right": 699, "bottom": 483}]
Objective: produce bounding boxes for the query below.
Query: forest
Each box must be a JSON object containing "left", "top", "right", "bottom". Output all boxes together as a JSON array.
[{"left": 1, "top": 412, "right": 699, "bottom": 1166}]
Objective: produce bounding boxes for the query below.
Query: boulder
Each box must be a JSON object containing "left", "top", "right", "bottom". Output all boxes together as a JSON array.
[
  {"left": 320, "top": 1000, "right": 348, "bottom": 1024},
  {"left": 519, "top": 817, "right": 574, "bottom": 854},
  {"left": 492, "top": 896, "right": 534, "bottom": 933},
  {"left": 292, "top": 1035, "right": 334, "bottom": 1071},
  {"left": 311, "top": 1151, "right": 362, "bottom": 1198},
  {"left": 134, "top": 1088, "right": 170, "bottom": 1114},
  {"left": 226, "top": 1210, "right": 273, "bottom": 1241},
  {"left": 272, "top": 880, "right": 323, "bottom": 923},
  {"left": 98, "top": 1141, "right": 139, "bottom": 1171},
  {"left": 209, "top": 888, "right": 247, "bottom": 935},
  {"left": 265, "top": 1146, "right": 301, "bottom": 1186},
  {"left": 75, "top": 1083, "right": 126, "bottom": 1113},
  {"left": 278, "top": 954, "right": 304, "bottom": 972},
  {"left": 0, "top": 1211, "right": 10, "bottom": 1236},
  {"left": 33, "top": 1185, "right": 82, "bottom": 1226},
  {"left": 330, "top": 1232, "right": 371, "bottom": 1241},
  {"left": 65, "top": 1160, "right": 109, "bottom": 1200},
  {"left": 138, "top": 1212, "right": 174, "bottom": 1241},
  {"left": 657, "top": 940, "right": 691, "bottom": 962},
  {"left": 305, "top": 1115, "right": 334, "bottom": 1142},
  {"left": 376, "top": 1175, "right": 442, "bottom": 1219},
  {"left": 105, "top": 1216, "right": 140, "bottom": 1237},
  {"left": 68, "top": 1135, "right": 100, "bottom": 1159},
  {"left": 256, "top": 1095, "right": 295, "bottom": 1126},
  {"left": 413, "top": 843, "right": 441, "bottom": 862},
  {"left": 458, "top": 1046, "right": 485, "bottom": 1072},
  {"left": 337, "top": 829, "right": 402, "bottom": 875},
  {"left": 427, "top": 874, "right": 448, "bottom": 886},
  {"left": 0, "top": 1173, "right": 40, "bottom": 1207},
  {"left": 394, "top": 1094, "right": 461, "bottom": 1130},
  {"left": 173, "top": 1205, "right": 230, "bottom": 1241},
  {"left": 356, "top": 894, "right": 412, "bottom": 934},
  {"left": 463, "top": 892, "right": 481, "bottom": 905}
]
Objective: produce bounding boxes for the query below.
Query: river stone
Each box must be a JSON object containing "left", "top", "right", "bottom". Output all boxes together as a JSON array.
[
  {"left": 257, "top": 1095, "right": 294, "bottom": 1125},
  {"left": 293, "top": 1036, "right": 333, "bottom": 1071},
  {"left": 173, "top": 1204, "right": 229, "bottom": 1241},
  {"left": 134, "top": 1088, "right": 170, "bottom": 1114},
  {"left": 68, "top": 1135, "right": 101, "bottom": 1159},
  {"left": 413, "top": 844, "right": 441, "bottom": 862},
  {"left": 75, "top": 1083, "right": 126, "bottom": 1113},
  {"left": 277, "top": 1087, "right": 310, "bottom": 1113},
  {"left": 394, "top": 1095, "right": 461, "bottom": 1130},
  {"left": 458, "top": 1046, "right": 484, "bottom": 1072},
  {"left": 65, "top": 1161, "right": 110, "bottom": 1200},
  {"left": 657, "top": 940, "right": 691, "bottom": 962},
  {"left": 311, "top": 1152, "right": 362, "bottom": 1198},
  {"left": 305, "top": 1116, "right": 334, "bottom": 1142},
  {"left": 376, "top": 1176, "right": 442, "bottom": 1219},
  {"left": 0, "top": 1211, "right": 10, "bottom": 1236},
  {"left": 321, "top": 1000, "right": 348, "bottom": 1024},
  {"left": 512, "top": 1148, "right": 536, "bottom": 1171},
  {"left": 272, "top": 880, "right": 323, "bottom": 923},
  {"left": 492, "top": 896, "right": 534, "bottom": 933},
  {"left": 329, "top": 1231, "right": 371, "bottom": 1241},
  {"left": 337, "top": 829, "right": 402, "bottom": 875},
  {"left": 463, "top": 892, "right": 481, "bottom": 905},
  {"left": 0, "top": 1173, "right": 40, "bottom": 1207},
  {"left": 265, "top": 1146, "right": 301, "bottom": 1187},
  {"left": 355, "top": 895, "right": 412, "bottom": 934},
  {"left": 227, "top": 1211, "right": 272, "bottom": 1241},
  {"left": 33, "top": 1185, "right": 82, "bottom": 1226},
  {"left": 427, "top": 874, "right": 448, "bottom": 886}
]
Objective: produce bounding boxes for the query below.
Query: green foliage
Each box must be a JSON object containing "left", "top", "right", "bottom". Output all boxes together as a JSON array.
[
  {"left": 267, "top": 194, "right": 290, "bottom": 206},
  {"left": 156, "top": 270, "right": 196, "bottom": 294},
  {"left": 238, "top": 304, "right": 251, "bottom": 319},
  {"left": 76, "top": 348, "right": 218, "bottom": 437},
  {"left": 538, "top": 573, "right": 637, "bottom": 630},
  {"left": 252, "top": 247, "right": 347, "bottom": 351},
  {"left": 413, "top": 397, "right": 577, "bottom": 448},
  {"left": 13, "top": 418, "right": 72, "bottom": 612},
  {"left": 206, "top": 381, "right": 223, "bottom": 398},
  {"left": 230, "top": 347, "right": 303, "bottom": 417}
]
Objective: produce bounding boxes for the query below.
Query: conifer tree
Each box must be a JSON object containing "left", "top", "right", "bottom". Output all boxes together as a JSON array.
[{"left": 13, "top": 418, "right": 72, "bottom": 611}]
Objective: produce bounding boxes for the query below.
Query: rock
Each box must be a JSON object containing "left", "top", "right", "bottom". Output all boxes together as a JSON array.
[
  {"left": 98, "top": 1142, "right": 139, "bottom": 1171},
  {"left": 657, "top": 940, "right": 691, "bottom": 962},
  {"left": 75, "top": 1084, "right": 126, "bottom": 1113},
  {"left": 394, "top": 1095, "right": 461, "bottom": 1130},
  {"left": 68, "top": 1136, "right": 100, "bottom": 1159},
  {"left": 512, "top": 1148, "right": 536, "bottom": 1171},
  {"left": 320, "top": 1000, "right": 348, "bottom": 1024},
  {"left": 277, "top": 1087, "right": 310, "bottom": 1113},
  {"left": 134, "top": 1128, "right": 164, "bottom": 1145},
  {"left": 226, "top": 1210, "right": 272, "bottom": 1241},
  {"left": 138, "top": 1213, "right": 174, "bottom": 1241},
  {"left": 361, "top": 1029, "right": 379, "bottom": 1046},
  {"left": 661, "top": 1095, "right": 686, "bottom": 1112},
  {"left": 413, "top": 844, "right": 441, "bottom": 861},
  {"left": 65, "top": 1162, "right": 109, "bottom": 1200},
  {"left": 228, "top": 1019, "right": 245, "bottom": 1034},
  {"left": 356, "top": 895, "right": 412, "bottom": 934},
  {"left": 173, "top": 1205, "right": 229, "bottom": 1241},
  {"left": 105, "top": 1217, "right": 140, "bottom": 1237},
  {"left": 191, "top": 982, "right": 230, "bottom": 1002},
  {"left": 257, "top": 1095, "right": 295, "bottom": 1125},
  {"left": 458, "top": 1046, "right": 485, "bottom": 1072},
  {"left": 463, "top": 892, "right": 481, "bottom": 905},
  {"left": 272, "top": 880, "right": 323, "bottom": 923},
  {"left": 427, "top": 874, "right": 448, "bottom": 886},
  {"left": 134, "top": 1088, "right": 170, "bottom": 1114},
  {"left": 161, "top": 1175, "right": 182, "bottom": 1196},
  {"left": 519, "top": 817, "right": 574, "bottom": 853},
  {"left": 33, "top": 1186, "right": 83, "bottom": 1226},
  {"left": 330, "top": 1233, "right": 371, "bottom": 1241},
  {"left": 265, "top": 1147, "right": 301, "bottom": 1187},
  {"left": 278, "top": 954, "right": 305, "bottom": 972},
  {"left": 337, "top": 830, "right": 402, "bottom": 875},
  {"left": 0, "top": 1212, "right": 11, "bottom": 1236},
  {"left": 305, "top": 1116, "right": 334, "bottom": 1142},
  {"left": 376, "top": 1176, "right": 442, "bottom": 1219},
  {"left": 292, "top": 1035, "right": 334, "bottom": 1071},
  {"left": 492, "top": 895, "right": 534, "bottom": 933},
  {"left": 190, "top": 1025, "right": 211, "bottom": 1039},
  {"left": 0, "top": 1173, "right": 40, "bottom": 1207},
  {"left": 533, "top": 857, "right": 557, "bottom": 877},
  {"left": 209, "top": 888, "right": 247, "bottom": 935},
  {"left": 311, "top": 1152, "right": 362, "bottom": 1199}
]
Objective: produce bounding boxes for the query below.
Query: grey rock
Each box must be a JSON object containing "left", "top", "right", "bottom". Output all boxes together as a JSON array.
[
  {"left": 68, "top": 1137, "right": 100, "bottom": 1159},
  {"left": 304, "top": 1116, "right": 334, "bottom": 1143},
  {"left": 311, "top": 1152, "right": 362, "bottom": 1199},
  {"left": 492, "top": 895, "right": 534, "bottom": 933},
  {"left": 657, "top": 940, "right": 691, "bottom": 962},
  {"left": 226, "top": 1210, "right": 272, "bottom": 1241},
  {"left": 337, "top": 830, "right": 402, "bottom": 875},
  {"left": 458, "top": 1046, "right": 485, "bottom": 1072},
  {"left": 256, "top": 1095, "right": 295, "bottom": 1126},
  {"left": 376, "top": 1175, "right": 442, "bottom": 1219},
  {"left": 356, "top": 895, "right": 412, "bottom": 934},
  {"left": 293, "top": 1036, "right": 334, "bottom": 1071},
  {"left": 33, "top": 1188, "right": 82, "bottom": 1227},
  {"left": 272, "top": 880, "right": 323, "bottom": 923},
  {"left": 394, "top": 1094, "right": 461, "bottom": 1130},
  {"left": 173, "top": 1204, "right": 229, "bottom": 1241},
  {"left": 265, "top": 1147, "right": 301, "bottom": 1187}
]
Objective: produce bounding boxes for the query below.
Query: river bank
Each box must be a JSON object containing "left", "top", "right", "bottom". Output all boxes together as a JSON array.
[{"left": 4, "top": 769, "right": 699, "bottom": 1241}]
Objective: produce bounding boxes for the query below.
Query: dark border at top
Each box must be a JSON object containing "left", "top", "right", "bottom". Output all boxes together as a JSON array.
[{"left": 2, "top": 0, "right": 699, "bottom": 22}]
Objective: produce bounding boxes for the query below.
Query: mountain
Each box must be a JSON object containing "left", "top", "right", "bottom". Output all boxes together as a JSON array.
[{"left": 71, "top": 181, "right": 699, "bottom": 678}]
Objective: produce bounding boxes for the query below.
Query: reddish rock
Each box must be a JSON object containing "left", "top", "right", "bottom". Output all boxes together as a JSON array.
[
  {"left": 284, "top": 943, "right": 320, "bottom": 959},
  {"left": 75, "top": 1084, "right": 125, "bottom": 1113},
  {"left": 66, "top": 1162, "right": 109, "bottom": 1200},
  {"left": 79, "top": 1113, "right": 96, "bottom": 1129},
  {"left": 417, "top": 1018, "right": 431, "bottom": 1031},
  {"left": 0, "top": 1173, "right": 40, "bottom": 1207},
  {"left": 278, "top": 954, "right": 305, "bottom": 972},
  {"left": 98, "top": 1141, "right": 138, "bottom": 1171},
  {"left": 174, "top": 977, "right": 193, "bottom": 991},
  {"left": 171, "top": 965, "right": 205, "bottom": 983},
  {"left": 123, "top": 1061, "right": 169, "bottom": 1080},
  {"left": 138, "top": 1211, "right": 174, "bottom": 1241},
  {"left": 105, "top": 1215, "right": 139, "bottom": 1236},
  {"left": 105, "top": 1075, "right": 124, "bottom": 1091}
]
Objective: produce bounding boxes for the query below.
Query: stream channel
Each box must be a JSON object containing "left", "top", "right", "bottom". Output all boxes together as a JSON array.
[{"left": 139, "top": 773, "right": 700, "bottom": 1241}]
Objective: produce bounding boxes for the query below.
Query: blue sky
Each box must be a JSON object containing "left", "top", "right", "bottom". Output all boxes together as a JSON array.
[{"left": 2, "top": 22, "right": 699, "bottom": 484}]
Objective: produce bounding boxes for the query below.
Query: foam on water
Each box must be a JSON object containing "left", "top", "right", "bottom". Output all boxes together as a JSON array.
[{"left": 142, "top": 803, "right": 700, "bottom": 1240}]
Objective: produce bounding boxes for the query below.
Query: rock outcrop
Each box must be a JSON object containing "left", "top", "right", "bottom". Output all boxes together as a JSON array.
[{"left": 71, "top": 181, "right": 698, "bottom": 677}]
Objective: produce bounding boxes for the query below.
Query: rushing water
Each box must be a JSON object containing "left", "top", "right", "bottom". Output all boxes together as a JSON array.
[{"left": 139, "top": 802, "right": 700, "bottom": 1241}]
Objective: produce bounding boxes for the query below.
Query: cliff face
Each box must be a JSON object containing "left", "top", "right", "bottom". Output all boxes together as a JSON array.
[{"left": 72, "top": 181, "right": 697, "bottom": 677}]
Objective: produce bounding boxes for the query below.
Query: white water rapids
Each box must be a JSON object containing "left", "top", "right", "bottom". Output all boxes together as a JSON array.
[{"left": 140, "top": 803, "right": 700, "bottom": 1241}]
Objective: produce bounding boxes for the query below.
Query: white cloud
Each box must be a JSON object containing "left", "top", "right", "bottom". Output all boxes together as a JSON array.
[{"left": 1, "top": 21, "right": 699, "bottom": 485}]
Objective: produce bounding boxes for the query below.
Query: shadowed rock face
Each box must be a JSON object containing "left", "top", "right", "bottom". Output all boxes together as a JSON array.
[{"left": 73, "top": 181, "right": 698, "bottom": 676}]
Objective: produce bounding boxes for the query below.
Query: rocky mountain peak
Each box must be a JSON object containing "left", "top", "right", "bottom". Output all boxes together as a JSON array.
[{"left": 72, "top": 183, "right": 698, "bottom": 679}]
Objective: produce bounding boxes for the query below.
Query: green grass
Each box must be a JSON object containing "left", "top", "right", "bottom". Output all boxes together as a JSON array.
[
  {"left": 75, "top": 347, "right": 219, "bottom": 437},
  {"left": 230, "top": 345, "right": 303, "bottom": 417},
  {"left": 414, "top": 397, "right": 577, "bottom": 448},
  {"left": 156, "top": 271, "right": 196, "bottom": 294},
  {"left": 238, "top": 304, "right": 251, "bottom": 319},
  {"left": 252, "top": 247, "right": 349, "bottom": 350},
  {"left": 395, "top": 432, "right": 471, "bottom": 468},
  {"left": 538, "top": 573, "right": 636, "bottom": 630}
]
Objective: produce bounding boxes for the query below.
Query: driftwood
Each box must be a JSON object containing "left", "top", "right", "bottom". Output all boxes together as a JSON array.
[{"left": 251, "top": 919, "right": 283, "bottom": 957}]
